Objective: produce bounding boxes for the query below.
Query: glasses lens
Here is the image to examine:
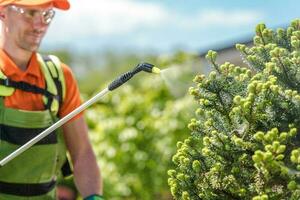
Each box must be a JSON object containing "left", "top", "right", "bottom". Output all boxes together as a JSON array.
[
  {"left": 10, "top": 6, "right": 55, "bottom": 24},
  {"left": 42, "top": 9, "right": 55, "bottom": 24}
]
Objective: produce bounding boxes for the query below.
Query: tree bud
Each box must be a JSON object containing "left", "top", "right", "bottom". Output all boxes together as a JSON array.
[{"left": 288, "top": 181, "right": 297, "bottom": 190}]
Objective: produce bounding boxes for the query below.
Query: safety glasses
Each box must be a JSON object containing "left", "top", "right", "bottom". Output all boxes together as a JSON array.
[{"left": 9, "top": 5, "right": 55, "bottom": 25}]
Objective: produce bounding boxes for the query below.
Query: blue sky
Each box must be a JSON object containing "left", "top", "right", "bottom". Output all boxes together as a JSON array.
[{"left": 42, "top": 0, "right": 300, "bottom": 54}]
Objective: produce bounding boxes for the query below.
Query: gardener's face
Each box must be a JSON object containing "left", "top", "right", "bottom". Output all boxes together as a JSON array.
[{"left": 0, "top": 3, "right": 54, "bottom": 52}]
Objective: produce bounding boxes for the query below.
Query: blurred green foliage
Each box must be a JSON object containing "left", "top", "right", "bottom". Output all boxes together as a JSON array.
[
  {"left": 76, "top": 51, "right": 202, "bottom": 199},
  {"left": 42, "top": 49, "right": 73, "bottom": 64}
]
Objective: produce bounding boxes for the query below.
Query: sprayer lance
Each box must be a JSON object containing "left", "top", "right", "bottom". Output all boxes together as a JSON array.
[
  {"left": 0, "top": 63, "right": 160, "bottom": 167},
  {"left": 108, "top": 63, "right": 160, "bottom": 90}
]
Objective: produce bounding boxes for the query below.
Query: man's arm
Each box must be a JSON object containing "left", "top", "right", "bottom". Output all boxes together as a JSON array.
[{"left": 62, "top": 116, "right": 102, "bottom": 198}]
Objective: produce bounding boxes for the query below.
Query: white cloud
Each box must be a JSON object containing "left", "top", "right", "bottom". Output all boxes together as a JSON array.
[
  {"left": 177, "top": 9, "right": 261, "bottom": 29},
  {"left": 48, "top": 0, "right": 170, "bottom": 37},
  {"left": 49, "top": 1, "right": 261, "bottom": 37},
  {"left": 200, "top": 9, "right": 260, "bottom": 25}
]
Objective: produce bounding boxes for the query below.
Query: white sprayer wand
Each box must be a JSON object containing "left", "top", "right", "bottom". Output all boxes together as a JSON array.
[{"left": 0, "top": 63, "right": 160, "bottom": 167}]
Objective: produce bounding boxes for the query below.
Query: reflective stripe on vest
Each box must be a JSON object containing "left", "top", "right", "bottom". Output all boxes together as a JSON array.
[
  {"left": 0, "top": 71, "right": 14, "bottom": 96},
  {"left": 0, "top": 54, "right": 67, "bottom": 199},
  {"left": 37, "top": 54, "right": 66, "bottom": 116}
]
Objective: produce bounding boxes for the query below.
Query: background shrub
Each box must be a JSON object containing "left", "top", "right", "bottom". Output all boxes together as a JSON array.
[{"left": 86, "top": 53, "right": 200, "bottom": 200}]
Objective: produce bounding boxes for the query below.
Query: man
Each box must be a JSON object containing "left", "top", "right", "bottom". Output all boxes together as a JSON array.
[{"left": 0, "top": 0, "right": 103, "bottom": 199}]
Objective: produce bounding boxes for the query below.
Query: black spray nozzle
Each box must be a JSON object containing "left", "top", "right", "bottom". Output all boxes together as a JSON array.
[
  {"left": 108, "top": 63, "right": 160, "bottom": 91},
  {"left": 132, "top": 63, "right": 154, "bottom": 73}
]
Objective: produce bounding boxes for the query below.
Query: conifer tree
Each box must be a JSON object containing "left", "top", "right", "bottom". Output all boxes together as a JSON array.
[{"left": 168, "top": 19, "right": 300, "bottom": 200}]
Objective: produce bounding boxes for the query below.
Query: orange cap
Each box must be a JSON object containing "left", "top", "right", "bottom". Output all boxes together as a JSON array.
[{"left": 0, "top": 0, "right": 70, "bottom": 10}]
